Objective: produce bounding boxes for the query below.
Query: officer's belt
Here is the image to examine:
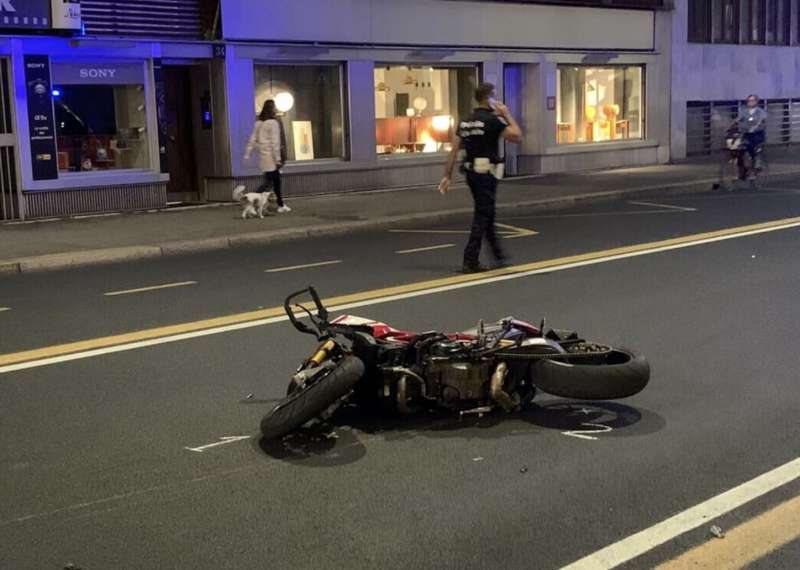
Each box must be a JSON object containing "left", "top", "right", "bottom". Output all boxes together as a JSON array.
[
  {"left": 464, "top": 157, "right": 497, "bottom": 174},
  {"left": 463, "top": 157, "right": 504, "bottom": 179}
]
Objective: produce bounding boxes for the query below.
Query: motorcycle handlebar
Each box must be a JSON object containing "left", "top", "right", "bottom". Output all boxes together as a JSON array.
[{"left": 284, "top": 287, "right": 329, "bottom": 337}]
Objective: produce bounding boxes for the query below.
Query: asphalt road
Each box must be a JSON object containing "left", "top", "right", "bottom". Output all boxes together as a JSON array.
[{"left": 1, "top": 182, "right": 800, "bottom": 569}]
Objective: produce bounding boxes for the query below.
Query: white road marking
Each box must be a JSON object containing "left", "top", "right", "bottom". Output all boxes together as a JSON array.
[
  {"left": 505, "top": 210, "right": 686, "bottom": 221},
  {"left": 265, "top": 260, "right": 342, "bottom": 273},
  {"left": 390, "top": 229, "right": 480, "bottom": 235},
  {"left": 104, "top": 281, "right": 197, "bottom": 297},
  {"left": 3, "top": 218, "right": 800, "bottom": 375},
  {"left": 562, "top": 423, "right": 613, "bottom": 441},
  {"left": 560, "top": 456, "right": 800, "bottom": 570},
  {"left": 0, "top": 307, "right": 11, "bottom": 313},
  {"left": 184, "top": 436, "right": 253, "bottom": 453},
  {"left": 495, "top": 223, "right": 539, "bottom": 238},
  {"left": 628, "top": 200, "right": 698, "bottom": 212},
  {"left": 396, "top": 244, "right": 456, "bottom": 254},
  {"left": 657, "top": 191, "right": 800, "bottom": 202},
  {"left": 390, "top": 223, "right": 537, "bottom": 238}
]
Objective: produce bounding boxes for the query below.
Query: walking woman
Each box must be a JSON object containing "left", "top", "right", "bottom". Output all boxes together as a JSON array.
[{"left": 244, "top": 99, "right": 291, "bottom": 213}]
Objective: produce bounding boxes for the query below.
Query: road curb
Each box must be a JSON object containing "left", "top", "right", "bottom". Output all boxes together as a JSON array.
[{"left": 1, "top": 171, "right": 797, "bottom": 274}]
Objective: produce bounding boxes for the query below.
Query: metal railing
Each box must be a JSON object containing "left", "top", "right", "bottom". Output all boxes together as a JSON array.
[{"left": 686, "top": 98, "right": 800, "bottom": 156}]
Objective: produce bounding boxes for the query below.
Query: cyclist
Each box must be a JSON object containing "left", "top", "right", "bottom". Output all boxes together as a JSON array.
[{"left": 736, "top": 94, "right": 767, "bottom": 180}]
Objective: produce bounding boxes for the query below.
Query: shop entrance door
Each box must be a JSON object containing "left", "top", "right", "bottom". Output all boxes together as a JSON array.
[
  {"left": 0, "top": 57, "right": 20, "bottom": 220},
  {"left": 503, "top": 64, "right": 524, "bottom": 177},
  {"left": 163, "top": 65, "right": 199, "bottom": 203}
]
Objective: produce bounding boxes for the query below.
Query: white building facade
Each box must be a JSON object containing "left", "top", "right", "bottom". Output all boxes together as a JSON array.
[{"left": 216, "top": 0, "right": 674, "bottom": 201}]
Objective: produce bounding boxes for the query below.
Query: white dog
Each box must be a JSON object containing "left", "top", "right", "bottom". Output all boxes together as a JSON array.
[{"left": 233, "top": 185, "right": 278, "bottom": 219}]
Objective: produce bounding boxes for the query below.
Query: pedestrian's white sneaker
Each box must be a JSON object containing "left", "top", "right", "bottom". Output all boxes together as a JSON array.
[{"left": 277, "top": 205, "right": 292, "bottom": 213}]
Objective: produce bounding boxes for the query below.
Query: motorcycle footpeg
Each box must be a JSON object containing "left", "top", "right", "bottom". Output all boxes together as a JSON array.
[{"left": 459, "top": 406, "right": 493, "bottom": 419}]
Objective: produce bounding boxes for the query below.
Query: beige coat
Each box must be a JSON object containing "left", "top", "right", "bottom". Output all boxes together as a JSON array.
[{"left": 244, "top": 119, "right": 281, "bottom": 172}]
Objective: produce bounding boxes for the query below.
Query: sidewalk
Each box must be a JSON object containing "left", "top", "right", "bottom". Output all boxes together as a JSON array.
[{"left": 2, "top": 149, "right": 799, "bottom": 273}]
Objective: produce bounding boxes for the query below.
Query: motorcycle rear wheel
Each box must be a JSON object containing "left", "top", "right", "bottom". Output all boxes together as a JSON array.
[
  {"left": 533, "top": 347, "right": 649, "bottom": 400},
  {"left": 260, "top": 356, "right": 364, "bottom": 441}
]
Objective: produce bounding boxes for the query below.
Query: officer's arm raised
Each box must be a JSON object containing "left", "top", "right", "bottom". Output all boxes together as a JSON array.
[{"left": 493, "top": 102, "right": 523, "bottom": 144}]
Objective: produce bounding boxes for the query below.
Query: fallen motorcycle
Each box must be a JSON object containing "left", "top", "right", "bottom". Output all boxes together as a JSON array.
[{"left": 260, "top": 287, "right": 650, "bottom": 440}]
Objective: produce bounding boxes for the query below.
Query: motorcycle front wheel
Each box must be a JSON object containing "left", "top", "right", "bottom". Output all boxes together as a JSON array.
[
  {"left": 260, "top": 356, "right": 365, "bottom": 441},
  {"left": 532, "top": 347, "right": 649, "bottom": 400}
]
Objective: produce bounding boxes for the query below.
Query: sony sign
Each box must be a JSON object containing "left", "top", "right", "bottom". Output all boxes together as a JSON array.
[
  {"left": 51, "top": 62, "right": 144, "bottom": 86},
  {"left": 80, "top": 68, "right": 117, "bottom": 80}
]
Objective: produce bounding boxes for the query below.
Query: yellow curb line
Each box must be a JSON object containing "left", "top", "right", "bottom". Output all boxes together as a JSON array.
[{"left": 655, "top": 494, "right": 800, "bottom": 570}]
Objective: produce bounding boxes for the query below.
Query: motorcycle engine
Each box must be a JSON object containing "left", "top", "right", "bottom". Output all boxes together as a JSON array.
[{"left": 425, "top": 341, "right": 490, "bottom": 404}]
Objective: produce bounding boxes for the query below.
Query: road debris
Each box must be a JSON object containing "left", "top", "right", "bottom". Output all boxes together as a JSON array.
[
  {"left": 245, "top": 393, "right": 254, "bottom": 400},
  {"left": 520, "top": 466, "right": 529, "bottom": 474},
  {"left": 709, "top": 525, "right": 725, "bottom": 539},
  {"left": 472, "top": 457, "right": 485, "bottom": 462}
]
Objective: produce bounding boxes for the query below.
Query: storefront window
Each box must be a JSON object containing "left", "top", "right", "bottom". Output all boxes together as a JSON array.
[
  {"left": 52, "top": 62, "right": 150, "bottom": 172},
  {"left": 556, "top": 66, "right": 644, "bottom": 145},
  {"left": 374, "top": 65, "right": 477, "bottom": 155},
  {"left": 253, "top": 64, "right": 344, "bottom": 161}
]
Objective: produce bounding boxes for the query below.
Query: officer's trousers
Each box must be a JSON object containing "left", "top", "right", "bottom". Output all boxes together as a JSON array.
[{"left": 463, "top": 171, "right": 506, "bottom": 267}]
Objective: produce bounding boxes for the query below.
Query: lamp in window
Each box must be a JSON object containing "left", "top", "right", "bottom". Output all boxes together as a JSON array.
[
  {"left": 413, "top": 96, "right": 428, "bottom": 115},
  {"left": 275, "top": 91, "right": 295, "bottom": 113}
]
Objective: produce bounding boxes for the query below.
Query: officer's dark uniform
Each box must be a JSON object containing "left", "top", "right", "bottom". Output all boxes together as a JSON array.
[{"left": 457, "top": 107, "right": 508, "bottom": 269}]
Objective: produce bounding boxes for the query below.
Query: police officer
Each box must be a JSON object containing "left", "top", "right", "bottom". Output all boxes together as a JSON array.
[{"left": 438, "top": 83, "right": 522, "bottom": 273}]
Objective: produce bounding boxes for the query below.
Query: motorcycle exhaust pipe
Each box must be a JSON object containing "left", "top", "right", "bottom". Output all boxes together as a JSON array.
[{"left": 490, "top": 362, "right": 518, "bottom": 412}]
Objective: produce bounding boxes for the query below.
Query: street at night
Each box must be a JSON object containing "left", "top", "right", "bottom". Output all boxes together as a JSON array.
[
  {"left": 2, "top": 185, "right": 800, "bottom": 569},
  {"left": 3, "top": 0, "right": 800, "bottom": 568}
]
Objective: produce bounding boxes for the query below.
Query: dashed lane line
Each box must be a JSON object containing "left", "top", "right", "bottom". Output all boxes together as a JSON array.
[
  {"left": 560, "top": 456, "right": 800, "bottom": 570},
  {"left": 628, "top": 200, "right": 698, "bottom": 212},
  {"left": 2, "top": 215, "right": 800, "bottom": 374},
  {"left": 0, "top": 307, "right": 10, "bottom": 313},
  {"left": 265, "top": 260, "right": 342, "bottom": 273},
  {"left": 104, "top": 281, "right": 198, "bottom": 297}
]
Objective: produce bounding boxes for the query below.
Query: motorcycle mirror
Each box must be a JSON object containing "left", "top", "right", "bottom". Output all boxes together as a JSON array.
[{"left": 539, "top": 317, "right": 547, "bottom": 334}]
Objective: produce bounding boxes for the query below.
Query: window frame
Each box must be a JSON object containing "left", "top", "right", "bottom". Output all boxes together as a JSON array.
[
  {"left": 555, "top": 64, "right": 647, "bottom": 146},
  {"left": 764, "top": 0, "right": 791, "bottom": 44},
  {"left": 49, "top": 59, "right": 157, "bottom": 177},
  {"left": 688, "top": 0, "right": 713, "bottom": 43},
  {"left": 741, "top": 0, "right": 766, "bottom": 44},
  {"left": 712, "top": 0, "right": 741, "bottom": 44},
  {"left": 372, "top": 63, "right": 479, "bottom": 158},
  {"left": 251, "top": 61, "right": 348, "bottom": 164}
]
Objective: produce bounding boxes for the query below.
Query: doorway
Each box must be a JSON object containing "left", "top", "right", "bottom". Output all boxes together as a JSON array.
[
  {"left": 503, "top": 64, "right": 524, "bottom": 177},
  {"left": 0, "top": 57, "right": 20, "bottom": 220},
  {"left": 163, "top": 66, "right": 199, "bottom": 202}
]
